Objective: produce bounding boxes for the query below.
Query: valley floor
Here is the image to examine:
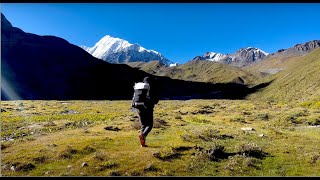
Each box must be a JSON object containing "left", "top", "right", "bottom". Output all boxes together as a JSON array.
[{"left": 1, "top": 100, "right": 320, "bottom": 176}]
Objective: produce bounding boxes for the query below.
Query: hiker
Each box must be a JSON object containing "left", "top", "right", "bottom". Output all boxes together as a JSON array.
[{"left": 131, "top": 76, "right": 160, "bottom": 147}]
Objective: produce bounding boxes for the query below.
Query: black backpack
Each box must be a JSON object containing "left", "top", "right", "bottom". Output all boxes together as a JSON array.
[{"left": 131, "top": 82, "right": 150, "bottom": 108}]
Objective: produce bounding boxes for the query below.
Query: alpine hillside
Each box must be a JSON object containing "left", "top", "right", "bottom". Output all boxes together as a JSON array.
[
  {"left": 246, "top": 40, "right": 320, "bottom": 75},
  {"left": 81, "top": 35, "right": 172, "bottom": 65},
  {"left": 126, "top": 60, "right": 261, "bottom": 85},
  {"left": 247, "top": 47, "right": 320, "bottom": 102}
]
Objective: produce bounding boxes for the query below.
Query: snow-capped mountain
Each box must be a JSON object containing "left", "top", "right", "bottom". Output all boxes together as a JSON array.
[
  {"left": 193, "top": 52, "right": 228, "bottom": 62},
  {"left": 80, "top": 35, "right": 172, "bottom": 65},
  {"left": 192, "top": 47, "right": 269, "bottom": 67},
  {"left": 230, "top": 47, "right": 269, "bottom": 67}
]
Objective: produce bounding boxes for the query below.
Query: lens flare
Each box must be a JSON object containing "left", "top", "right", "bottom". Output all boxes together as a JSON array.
[{"left": 1, "top": 76, "right": 21, "bottom": 100}]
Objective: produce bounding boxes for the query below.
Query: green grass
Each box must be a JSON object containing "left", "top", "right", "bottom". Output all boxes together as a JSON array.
[
  {"left": 247, "top": 48, "right": 320, "bottom": 102},
  {"left": 1, "top": 100, "right": 320, "bottom": 176}
]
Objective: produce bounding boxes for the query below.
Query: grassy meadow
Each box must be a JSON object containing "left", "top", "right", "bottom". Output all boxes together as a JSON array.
[{"left": 1, "top": 99, "right": 320, "bottom": 176}]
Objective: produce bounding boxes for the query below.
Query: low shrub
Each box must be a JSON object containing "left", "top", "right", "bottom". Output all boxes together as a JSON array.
[
  {"left": 193, "top": 143, "right": 229, "bottom": 162},
  {"left": 256, "top": 113, "right": 270, "bottom": 121},
  {"left": 93, "top": 151, "right": 108, "bottom": 161},
  {"left": 180, "top": 128, "right": 233, "bottom": 142},
  {"left": 10, "top": 162, "right": 36, "bottom": 172},
  {"left": 109, "top": 171, "right": 121, "bottom": 176},
  {"left": 224, "top": 154, "right": 261, "bottom": 173},
  {"left": 153, "top": 147, "right": 181, "bottom": 161},
  {"left": 310, "top": 154, "right": 320, "bottom": 164},
  {"left": 199, "top": 129, "right": 234, "bottom": 141},
  {"left": 188, "top": 117, "right": 210, "bottom": 124},
  {"left": 81, "top": 145, "right": 96, "bottom": 154},
  {"left": 237, "top": 143, "right": 268, "bottom": 159},
  {"left": 99, "top": 161, "right": 118, "bottom": 171},
  {"left": 144, "top": 163, "right": 159, "bottom": 172},
  {"left": 59, "top": 147, "right": 79, "bottom": 159},
  {"left": 153, "top": 118, "right": 168, "bottom": 128},
  {"left": 32, "top": 156, "right": 47, "bottom": 164},
  {"left": 305, "top": 115, "right": 320, "bottom": 126},
  {"left": 104, "top": 126, "right": 121, "bottom": 131},
  {"left": 205, "top": 144, "right": 227, "bottom": 161},
  {"left": 230, "top": 116, "right": 246, "bottom": 123}
]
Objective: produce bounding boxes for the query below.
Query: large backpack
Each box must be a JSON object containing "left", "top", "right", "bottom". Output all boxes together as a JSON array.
[{"left": 132, "top": 82, "right": 150, "bottom": 108}]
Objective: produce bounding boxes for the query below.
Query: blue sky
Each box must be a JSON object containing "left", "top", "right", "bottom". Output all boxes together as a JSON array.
[{"left": 2, "top": 3, "right": 320, "bottom": 64}]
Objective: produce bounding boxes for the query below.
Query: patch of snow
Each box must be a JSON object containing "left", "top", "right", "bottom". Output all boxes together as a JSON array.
[
  {"left": 170, "top": 63, "right": 178, "bottom": 67},
  {"left": 196, "top": 52, "right": 227, "bottom": 62}
]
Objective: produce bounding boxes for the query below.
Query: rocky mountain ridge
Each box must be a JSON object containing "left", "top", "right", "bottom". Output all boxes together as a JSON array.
[{"left": 193, "top": 47, "right": 269, "bottom": 67}]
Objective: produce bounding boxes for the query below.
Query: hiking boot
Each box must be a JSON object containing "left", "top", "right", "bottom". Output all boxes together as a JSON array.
[{"left": 139, "top": 133, "right": 146, "bottom": 146}]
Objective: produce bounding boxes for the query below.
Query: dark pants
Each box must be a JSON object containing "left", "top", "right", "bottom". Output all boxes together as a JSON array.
[{"left": 137, "top": 106, "right": 154, "bottom": 138}]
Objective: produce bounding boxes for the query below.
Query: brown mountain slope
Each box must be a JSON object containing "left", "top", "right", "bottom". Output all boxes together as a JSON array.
[
  {"left": 246, "top": 40, "right": 320, "bottom": 76},
  {"left": 127, "top": 60, "right": 260, "bottom": 85},
  {"left": 126, "top": 60, "right": 167, "bottom": 74},
  {"left": 245, "top": 54, "right": 303, "bottom": 75}
]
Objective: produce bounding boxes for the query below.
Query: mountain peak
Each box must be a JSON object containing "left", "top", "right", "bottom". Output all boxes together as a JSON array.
[
  {"left": 81, "top": 35, "right": 172, "bottom": 65},
  {"left": 293, "top": 40, "right": 320, "bottom": 51},
  {"left": 1, "top": 13, "right": 13, "bottom": 29},
  {"left": 237, "top": 47, "right": 269, "bottom": 54},
  {"left": 271, "top": 40, "right": 320, "bottom": 58},
  {"left": 193, "top": 52, "right": 228, "bottom": 62},
  {"left": 193, "top": 47, "right": 269, "bottom": 67},
  {"left": 93, "top": 35, "right": 132, "bottom": 53}
]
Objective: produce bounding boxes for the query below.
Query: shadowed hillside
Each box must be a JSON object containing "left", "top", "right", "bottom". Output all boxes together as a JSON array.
[{"left": 1, "top": 13, "right": 145, "bottom": 100}]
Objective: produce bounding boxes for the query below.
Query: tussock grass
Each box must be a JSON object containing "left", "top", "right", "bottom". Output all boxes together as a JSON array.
[
  {"left": 237, "top": 143, "right": 268, "bottom": 159},
  {"left": 1, "top": 100, "right": 320, "bottom": 176}
]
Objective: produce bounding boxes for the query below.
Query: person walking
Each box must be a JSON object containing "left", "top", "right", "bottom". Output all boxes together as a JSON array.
[{"left": 131, "top": 76, "right": 160, "bottom": 147}]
